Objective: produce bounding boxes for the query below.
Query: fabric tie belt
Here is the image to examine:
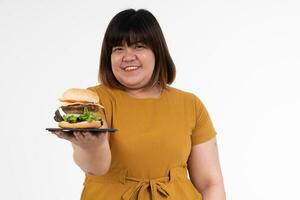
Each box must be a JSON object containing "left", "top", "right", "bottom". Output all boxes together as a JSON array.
[
  {"left": 121, "top": 176, "right": 170, "bottom": 200},
  {"left": 84, "top": 165, "right": 188, "bottom": 200}
]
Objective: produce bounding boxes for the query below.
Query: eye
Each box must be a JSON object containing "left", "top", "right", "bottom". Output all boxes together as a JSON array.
[
  {"left": 112, "top": 46, "right": 124, "bottom": 52},
  {"left": 134, "top": 43, "right": 146, "bottom": 49}
]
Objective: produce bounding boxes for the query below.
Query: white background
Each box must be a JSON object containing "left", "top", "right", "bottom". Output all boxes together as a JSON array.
[{"left": 1, "top": 0, "right": 300, "bottom": 199}]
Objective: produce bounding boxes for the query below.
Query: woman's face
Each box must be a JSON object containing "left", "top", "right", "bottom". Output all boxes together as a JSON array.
[{"left": 111, "top": 42, "right": 155, "bottom": 90}]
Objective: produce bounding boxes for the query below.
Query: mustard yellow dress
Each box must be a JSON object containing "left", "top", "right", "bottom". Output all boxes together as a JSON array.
[{"left": 82, "top": 85, "right": 217, "bottom": 200}]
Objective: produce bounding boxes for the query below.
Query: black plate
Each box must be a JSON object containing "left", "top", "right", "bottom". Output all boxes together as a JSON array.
[{"left": 46, "top": 128, "right": 117, "bottom": 135}]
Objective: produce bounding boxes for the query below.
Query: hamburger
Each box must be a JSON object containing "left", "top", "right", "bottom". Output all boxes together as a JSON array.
[{"left": 54, "top": 88, "right": 104, "bottom": 128}]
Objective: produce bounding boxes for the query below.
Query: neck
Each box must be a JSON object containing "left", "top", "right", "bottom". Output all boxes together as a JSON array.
[{"left": 125, "top": 85, "right": 163, "bottom": 99}]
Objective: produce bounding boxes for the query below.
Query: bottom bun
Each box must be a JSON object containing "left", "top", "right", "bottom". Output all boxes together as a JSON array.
[{"left": 58, "top": 121, "right": 101, "bottom": 128}]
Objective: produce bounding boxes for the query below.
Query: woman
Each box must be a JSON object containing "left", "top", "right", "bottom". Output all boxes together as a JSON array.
[{"left": 54, "top": 9, "right": 226, "bottom": 200}]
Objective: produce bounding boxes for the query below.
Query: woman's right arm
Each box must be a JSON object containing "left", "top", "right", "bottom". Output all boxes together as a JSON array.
[
  {"left": 72, "top": 132, "right": 111, "bottom": 175},
  {"left": 53, "top": 121, "right": 111, "bottom": 176}
]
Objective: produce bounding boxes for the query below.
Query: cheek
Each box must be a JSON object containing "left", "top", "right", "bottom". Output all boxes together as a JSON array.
[
  {"left": 111, "top": 55, "right": 121, "bottom": 70},
  {"left": 141, "top": 52, "right": 155, "bottom": 68},
  {"left": 110, "top": 58, "right": 121, "bottom": 78},
  {"left": 111, "top": 55, "right": 116, "bottom": 66},
  {"left": 113, "top": 50, "right": 125, "bottom": 59},
  {"left": 148, "top": 56, "right": 156, "bottom": 72}
]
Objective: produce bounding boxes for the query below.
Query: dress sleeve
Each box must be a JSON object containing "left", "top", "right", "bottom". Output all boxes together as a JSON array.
[{"left": 191, "top": 95, "right": 217, "bottom": 145}]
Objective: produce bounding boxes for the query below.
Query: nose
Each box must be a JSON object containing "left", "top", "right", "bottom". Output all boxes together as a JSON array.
[{"left": 122, "top": 48, "right": 137, "bottom": 62}]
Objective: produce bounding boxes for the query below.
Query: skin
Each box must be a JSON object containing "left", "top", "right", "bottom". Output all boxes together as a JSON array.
[
  {"left": 52, "top": 121, "right": 111, "bottom": 175},
  {"left": 188, "top": 138, "right": 226, "bottom": 199},
  {"left": 52, "top": 42, "right": 226, "bottom": 199},
  {"left": 111, "top": 42, "right": 161, "bottom": 98}
]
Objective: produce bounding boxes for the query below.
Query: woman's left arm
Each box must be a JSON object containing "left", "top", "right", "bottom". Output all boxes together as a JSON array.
[{"left": 187, "top": 137, "right": 226, "bottom": 200}]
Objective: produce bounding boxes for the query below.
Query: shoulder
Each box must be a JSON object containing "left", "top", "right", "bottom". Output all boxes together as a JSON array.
[
  {"left": 87, "top": 84, "right": 117, "bottom": 98},
  {"left": 165, "top": 86, "right": 206, "bottom": 111},
  {"left": 87, "top": 84, "right": 108, "bottom": 94},
  {"left": 86, "top": 84, "right": 121, "bottom": 106},
  {"left": 165, "top": 86, "right": 199, "bottom": 101}
]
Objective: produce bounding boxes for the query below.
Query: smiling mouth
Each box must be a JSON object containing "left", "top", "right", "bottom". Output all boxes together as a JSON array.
[{"left": 124, "top": 66, "right": 139, "bottom": 71}]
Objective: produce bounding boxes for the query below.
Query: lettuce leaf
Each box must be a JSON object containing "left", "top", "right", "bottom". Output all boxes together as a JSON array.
[{"left": 63, "top": 107, "right": 100, "bottom": 123}]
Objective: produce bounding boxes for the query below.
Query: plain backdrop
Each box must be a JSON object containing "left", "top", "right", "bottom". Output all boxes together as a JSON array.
[{"left": 1, "top": 0, "right": 300, "bottom": 199}]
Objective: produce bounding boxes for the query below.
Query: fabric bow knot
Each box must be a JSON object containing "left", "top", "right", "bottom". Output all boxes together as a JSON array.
[{"left": 122, "top": 176, "right": 170, "bottom": 200}]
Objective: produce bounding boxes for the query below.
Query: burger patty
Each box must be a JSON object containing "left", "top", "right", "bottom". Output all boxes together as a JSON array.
[{"left": 61, "top": 104, "right": 100, "bottom": 114}]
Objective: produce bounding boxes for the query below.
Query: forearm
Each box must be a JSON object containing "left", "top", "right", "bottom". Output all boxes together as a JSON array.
[
  {"left": 200, "top": 183, "right": 226, "bottom": 200},
  {"left": 72, "top": 140, "right": 111, "bottom": 175}
]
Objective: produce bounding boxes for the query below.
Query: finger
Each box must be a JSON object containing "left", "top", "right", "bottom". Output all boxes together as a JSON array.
[
  {"left": 53, "top": 131, "right": 64, "bottom": 138},
  {"left": 82, "top": 132, "right": 95, "bottom": 141},
  {"left": 51, "top": 131, "right": 62, "bottom": 135},
  {"left": 53, "top": 131, "right": 74, "bottom": 141},
  {"left": 73, "top": 131, "right": 85, "bottom": 141}
]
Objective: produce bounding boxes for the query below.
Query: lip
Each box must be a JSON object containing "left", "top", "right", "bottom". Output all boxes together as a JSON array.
[
  {"left": 125, "top": 66, "right": 140, "bottom": 71},
  {"left": 121, "top": 65, "right": 141, "bottom": 71}
]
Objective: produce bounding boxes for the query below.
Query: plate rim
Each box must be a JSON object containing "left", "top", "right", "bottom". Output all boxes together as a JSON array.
[{"left": 45, "top": 127, "right": 117, "bottom": 132}]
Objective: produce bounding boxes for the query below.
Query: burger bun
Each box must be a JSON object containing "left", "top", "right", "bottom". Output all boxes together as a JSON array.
[
  {"left": 58, "top": 121, "right": 102, "bottom": 129},
  {"left": 59, "top": 88, "right": 99, "bottom": 104}
]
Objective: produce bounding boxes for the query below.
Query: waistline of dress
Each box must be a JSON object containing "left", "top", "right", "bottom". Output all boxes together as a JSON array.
[
  {"left": 84, "top": 164, "right": 191, "bottom": 200},
  {"left": 84, "top": 164, "right": 189, "bottom": 184}
]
